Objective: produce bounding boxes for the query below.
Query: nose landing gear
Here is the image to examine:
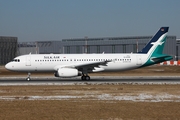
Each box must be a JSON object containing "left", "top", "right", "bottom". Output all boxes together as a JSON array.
[{"left": 26, "top": 72, "right": 31, "bottom": 81}]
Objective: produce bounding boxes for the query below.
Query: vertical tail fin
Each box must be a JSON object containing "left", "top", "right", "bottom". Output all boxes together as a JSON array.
[
  {"left": 139, "top": 27, "right": 173, "bottom": 67},
  {"left": 139, "top": 27, "right": 169, "bottom": 55}
]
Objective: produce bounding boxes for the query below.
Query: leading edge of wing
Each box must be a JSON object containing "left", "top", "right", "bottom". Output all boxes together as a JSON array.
[{"left": 53, "top": 60, "right": 110, "bottom": 71}]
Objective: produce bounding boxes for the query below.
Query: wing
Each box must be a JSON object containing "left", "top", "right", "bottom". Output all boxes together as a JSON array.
[
  {"left": 75, "top": 60, "right": 110, "bottom": 72},
  {"left": 54, "top": 60, "right": 111, "bottom": 73}
]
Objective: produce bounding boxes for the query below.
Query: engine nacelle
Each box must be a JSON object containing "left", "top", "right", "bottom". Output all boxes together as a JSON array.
[{"left": 54, "top": 68, "right": 81, "bottom": 77}]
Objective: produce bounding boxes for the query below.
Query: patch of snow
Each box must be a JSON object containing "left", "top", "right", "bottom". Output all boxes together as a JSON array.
[
  {"left": 96, "top": 93, "right": 180, "bottom": 102},
  {"left": 0, "top": 95, "right": 81, "bottom": 101},
  {"left": 0, "top": 93, "right": 180, "bottom": 102}
]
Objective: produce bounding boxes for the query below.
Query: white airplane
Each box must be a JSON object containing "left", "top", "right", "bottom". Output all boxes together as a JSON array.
[{"left": 5, "top": 27, "right": 172, "bottom": 81}]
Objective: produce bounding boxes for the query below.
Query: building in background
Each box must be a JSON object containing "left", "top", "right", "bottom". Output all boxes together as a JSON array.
[
  {"left": 176, "top": 39, "right": 180, "bottom": 61},
  {"left": 17, "top": 35, "right": 176, "bottom": 60},
  {"left": 61, "top": 36, "right": 176, "bottom": 56},
  {"left": 18, "top": 42, "right": 37, "bottom": 55},
  {"left": 0, "top": 35, "right": 177, "bottom": 65},
  {"left": 37, "top": 41, "right": 62, "bottom": 54},
  {"left": 0, "top": 36, "right": 17, "bottom": 65}
]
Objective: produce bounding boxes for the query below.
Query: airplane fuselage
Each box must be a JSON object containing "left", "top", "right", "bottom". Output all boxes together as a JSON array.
[{"left": 6, "top": 53, "right": 147, "bottom": 72}]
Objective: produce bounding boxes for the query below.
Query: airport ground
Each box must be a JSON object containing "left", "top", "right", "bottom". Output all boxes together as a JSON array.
[{"left": 0, "top": 66, "right": 180, "bottom": 119}]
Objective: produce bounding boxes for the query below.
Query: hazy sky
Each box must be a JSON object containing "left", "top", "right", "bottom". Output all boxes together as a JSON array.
[{"left": 1, "top": 0, "right": 180, "bottom": 42}]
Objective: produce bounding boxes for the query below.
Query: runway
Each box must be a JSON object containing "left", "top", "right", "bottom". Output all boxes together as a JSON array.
[{"left": 0, "top": 76, "right": 180, "bottom": 85}]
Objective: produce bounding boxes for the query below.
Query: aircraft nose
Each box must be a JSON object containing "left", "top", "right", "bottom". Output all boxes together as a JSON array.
[{"left": 5, "top": 63, "right": 13, "bottom": 70}]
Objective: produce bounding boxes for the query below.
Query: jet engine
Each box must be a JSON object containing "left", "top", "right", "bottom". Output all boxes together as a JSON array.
[{"left": 54, "top": 68, "right": 81, "bottom": 77}]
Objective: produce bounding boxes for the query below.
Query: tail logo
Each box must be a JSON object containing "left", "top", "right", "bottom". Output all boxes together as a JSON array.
[{"left": 151, "top": 41, "right": 164, "bottom": 46}]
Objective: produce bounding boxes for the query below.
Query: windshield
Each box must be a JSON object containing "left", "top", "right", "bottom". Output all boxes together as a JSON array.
[{"left": 13, "top": 59, "right": 20, "bottom": 62}]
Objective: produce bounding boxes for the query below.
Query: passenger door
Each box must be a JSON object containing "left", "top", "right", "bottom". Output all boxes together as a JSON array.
[
  {"left": 26, "top": 55, "right": 31, "bottom": 66},
  {"left": 136, "top": 55, "right": 142, "bottom": 65}
]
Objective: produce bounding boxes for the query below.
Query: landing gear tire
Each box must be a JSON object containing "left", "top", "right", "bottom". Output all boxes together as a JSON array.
[
  {"left": 85, "top": 76, "right": 90, "bottom": 80},
  {"left": 26, "top": 77, "right": 31, "bottom": 81},
  {"left": 81, "top": 75, "right": 90, "bottom": 80},
  {"left": 26, "top": 72, "right": 31, "bottom": 81},
  {"left": 81, "top": 76, "right": 86, "bottom": 80}
]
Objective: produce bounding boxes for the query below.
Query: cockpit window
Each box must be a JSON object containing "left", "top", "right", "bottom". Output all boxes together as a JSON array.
[{"left": 13, "top": 59, "right": 20, "bottom": 62}]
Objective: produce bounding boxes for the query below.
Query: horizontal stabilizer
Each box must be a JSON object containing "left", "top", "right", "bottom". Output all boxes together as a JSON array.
[{"left": 151, "top": 55, "right": 173, "bottom": 63}]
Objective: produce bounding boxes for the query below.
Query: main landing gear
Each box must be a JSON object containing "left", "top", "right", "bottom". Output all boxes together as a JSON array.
[
  {"left": 26, "top": 72, "right": 31, "bottom": 81},
  {"left": 81, "top": 74, "right": 90, "bottom": 80}
]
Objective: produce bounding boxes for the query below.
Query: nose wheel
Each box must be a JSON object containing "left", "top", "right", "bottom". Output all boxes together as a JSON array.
[
  {"left": 26, "top": 77, "right": 31, "bottom": 81},
  {"left": 26, "top": 72, "right": 31, "bottom": 81}
]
